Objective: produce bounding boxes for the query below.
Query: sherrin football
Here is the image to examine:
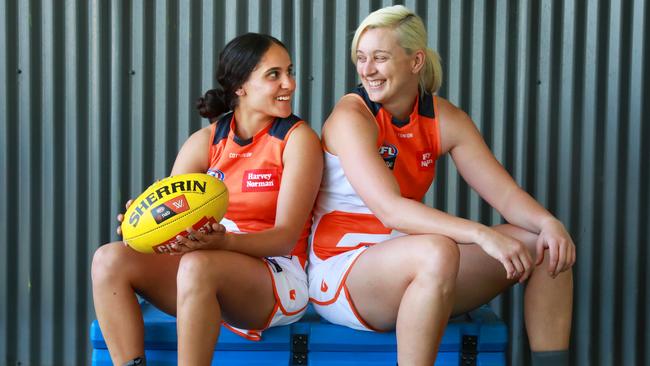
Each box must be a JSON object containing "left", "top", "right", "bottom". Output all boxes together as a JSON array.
[{"left": 121, "top": 173, "right": 229, "bottom": 254}]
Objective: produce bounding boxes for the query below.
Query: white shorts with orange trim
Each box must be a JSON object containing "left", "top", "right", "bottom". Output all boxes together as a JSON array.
[
  {"left": 225, "top": 255, "right": 309, "bottom": 340},
  {"left": 308, "top": 246, "right": 378, "bottom": 332}
]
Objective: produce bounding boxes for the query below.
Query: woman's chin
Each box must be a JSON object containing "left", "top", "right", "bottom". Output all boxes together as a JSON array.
[
  {"left": 272, "top": 107, "right": 293, "bottom": 118},
  {"left": 367, "top": 91, "right": 387, "bottom": 104}
]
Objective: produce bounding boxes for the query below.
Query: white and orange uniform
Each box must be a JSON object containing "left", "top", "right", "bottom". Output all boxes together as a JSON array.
[
  {"left": 207, "top": 111, "right": 310, "bottom": 340},
  {"left": 308, "top": 86, "right": 442, "bottom": 331}
]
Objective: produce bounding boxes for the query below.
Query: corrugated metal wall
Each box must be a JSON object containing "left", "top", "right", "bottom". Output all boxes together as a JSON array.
[{"left": 1, "top": 0, "right": 648, "bottom": 365}]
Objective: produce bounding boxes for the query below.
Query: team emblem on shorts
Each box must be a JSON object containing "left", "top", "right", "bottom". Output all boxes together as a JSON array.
[
  {"left": 379, "top": 143, "right": 398, "bottom": 170},
  {"left": 320, "top": 280, "right": 329, "bottom": 292},
  {"left": 289, "top": 289, "right": 296, "bottom": 300}
]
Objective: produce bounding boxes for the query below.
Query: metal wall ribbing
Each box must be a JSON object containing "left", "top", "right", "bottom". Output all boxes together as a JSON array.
[{"left": 1, "top": 1, "right": 648, "bottom": 365}]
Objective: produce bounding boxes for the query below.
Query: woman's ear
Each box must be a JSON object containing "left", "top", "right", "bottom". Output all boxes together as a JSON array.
[
  {"left": 235, "top": 88, "right": 246, "bottom": 96},
  {"left": 412, "top": 49, "right": 426, "bottom": 74}
]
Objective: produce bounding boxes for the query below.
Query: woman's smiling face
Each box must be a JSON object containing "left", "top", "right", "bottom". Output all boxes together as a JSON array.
[
  {"left": 238, "top": 43, "right": 296, "bottom": 119},
  {"left": 355, "top": 27, "right": 419, "bottom": 104}
]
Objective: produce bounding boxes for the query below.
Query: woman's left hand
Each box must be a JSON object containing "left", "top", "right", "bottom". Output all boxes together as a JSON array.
[
  {"left": 171, "top": 223, "right": 228, "bottom": 254},
  {"left": 536, "top": 218, "right": 576, "bottom": 277}
]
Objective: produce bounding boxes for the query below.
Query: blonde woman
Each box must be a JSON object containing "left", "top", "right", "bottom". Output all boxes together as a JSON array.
[{"left": 308, "top": 6, "right": 574, "bottom": 366}]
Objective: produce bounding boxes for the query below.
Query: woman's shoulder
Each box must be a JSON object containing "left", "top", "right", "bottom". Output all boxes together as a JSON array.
[
  {"left": 285, "top": 119, "right": 320, "bottom": 146},
  {"left": 434, "top": 96, "right": 483, "bottom": 152},
  {"left": 326, "top": 93, "right": 376, "bottom": 129},
  {"left": 195, "top": 124, "right": 216, "bottom": 140},
  {"left": 268, "top": 114, "right": 304, "bottom": 141},
  {"left": 434, "top": 96, "right": 467, "bottom": 120},
  {"left": 339, "top": 91, "right": 373, "bottom": 111},
  {"left": 282, "top": 119, "right": 323, "bottom": 168},
  {"left": 320, "top": 94, "right": 381, "bottom": 155},
  {"left": 434, "top": 96, "right": 476, "bottom": 133},
  {"left": 181, "top": 124, "right": 215, "bottom": 150}
]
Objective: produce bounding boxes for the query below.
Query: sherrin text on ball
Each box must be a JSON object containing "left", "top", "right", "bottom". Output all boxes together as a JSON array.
[{"left": 121, "top": 173, "right": 228, "bottom": 254}]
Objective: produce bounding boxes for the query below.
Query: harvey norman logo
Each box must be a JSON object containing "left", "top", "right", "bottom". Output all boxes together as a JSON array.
[{"left": 242, "top": 168, "right": 279, "bottom": 192}]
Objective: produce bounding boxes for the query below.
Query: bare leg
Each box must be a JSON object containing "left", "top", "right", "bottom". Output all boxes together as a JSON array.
[
  {"left": 91, "top": 242, "right": 181, "bottom": 364},
  {"left": 345, "top": 235, "right": 459, "bottom": 366},
  {"left": 453, "top": 224, "right": 573, "bottom": 350},
  {"left": 176, "top": 250, "right": 276, "bottom": 366}
]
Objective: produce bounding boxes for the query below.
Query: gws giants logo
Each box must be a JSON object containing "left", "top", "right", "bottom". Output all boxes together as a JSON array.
[{"left": 379, "top": 143, "right": 398, "bottom": 170}]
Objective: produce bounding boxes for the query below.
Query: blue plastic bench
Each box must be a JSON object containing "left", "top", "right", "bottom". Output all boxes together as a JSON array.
[{"left": 90, "top": 302, "right": 507, "bottom": 365}]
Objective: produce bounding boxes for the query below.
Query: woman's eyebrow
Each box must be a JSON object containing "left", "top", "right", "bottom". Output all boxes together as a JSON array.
[
  {"left": 357, "top": 49, "right": 392, "bottom": 54},
  {"left": 264, "top": 65, "right": 292, "bottom": 73}
]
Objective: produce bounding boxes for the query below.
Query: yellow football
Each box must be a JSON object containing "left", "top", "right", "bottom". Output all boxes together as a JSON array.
[{"left": 121, "top": 173, "right": 228, "bottom": 254}]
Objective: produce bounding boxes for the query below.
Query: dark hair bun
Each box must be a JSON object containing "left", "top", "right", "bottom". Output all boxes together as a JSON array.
[{"left": 196, "top": 88, "right": 227, "bottom": 119}]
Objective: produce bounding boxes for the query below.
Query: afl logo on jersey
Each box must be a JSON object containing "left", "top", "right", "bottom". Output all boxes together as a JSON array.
[
  {"left": 207, "top": 169, "right": 225, "bottom": 180},
  {"left": 379, "top": 143, "right": 398, "bottom": 170}
]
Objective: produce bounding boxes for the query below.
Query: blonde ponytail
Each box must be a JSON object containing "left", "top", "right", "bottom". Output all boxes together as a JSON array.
[{"left": 423, "top": 48, "right": 443, "bottom": 94}]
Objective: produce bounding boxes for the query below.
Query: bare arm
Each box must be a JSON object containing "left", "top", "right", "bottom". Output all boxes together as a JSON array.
[
  {"left": 325, "top": 97, "right": 483, "bottom": 243},
  {"left": 176, "top": 123, "right": 323, "bottom": 257},
  {"left": 170, "top": 126, "right": 212, "bottom": 175},
  {"left": 116, "top": 126, "right": 212, "bottom": 236},
  {"left": 437, "top": 98, "right": 575, "bottom": 276},
  {"left": 324, "top": 96, "right": 540, "bottom": 281},
  {"left": 437, "top": 98, "right": 552, "bottom": 232}
]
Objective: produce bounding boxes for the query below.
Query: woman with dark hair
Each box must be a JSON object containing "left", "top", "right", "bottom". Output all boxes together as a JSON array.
[
  {"left": 91, "top": 33, "right": 322, "bottom": 365},
  {"left": 309, "top": 6, "right": 574, "bottom": 366}
]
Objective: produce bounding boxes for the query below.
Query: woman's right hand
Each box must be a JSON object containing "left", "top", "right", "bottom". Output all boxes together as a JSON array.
[
  {"left": 115, "top": 199, "right": 133, "bottom": 237},
  {"left": 475, "top": 226, "right": 533, "bottom": 283}
]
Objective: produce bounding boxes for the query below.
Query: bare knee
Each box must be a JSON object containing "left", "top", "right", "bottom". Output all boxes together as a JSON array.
[
  {"left": 176, "top": 251, "right": 225, "bottom": 295},
  {"left": 521, "top": 233, "right": 538, "bottom": 260},
  {"left": 494, "top": 224, "right": 538, "bottom": 260},
  {"left": 91, "top": 242, "right": 130, "bottom": 285},
  {"left": 408, "top": 236, "right": 460, "bottom": 290}
]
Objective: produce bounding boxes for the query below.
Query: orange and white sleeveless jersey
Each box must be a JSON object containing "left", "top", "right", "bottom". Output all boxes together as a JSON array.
[
  {"left": 207, "top": 111, "right": 310, "bottom": 266},
  {"left": 310, "top": 86, "right": 442, "bottom": 264}
]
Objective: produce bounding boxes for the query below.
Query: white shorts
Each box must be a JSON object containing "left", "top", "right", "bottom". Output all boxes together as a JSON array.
[
  {"left": 308, "top": 246, "right": 379, "bottom": 332},
  {"left": 225, "top": 255, "right": 309, "bottom": 340}
]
